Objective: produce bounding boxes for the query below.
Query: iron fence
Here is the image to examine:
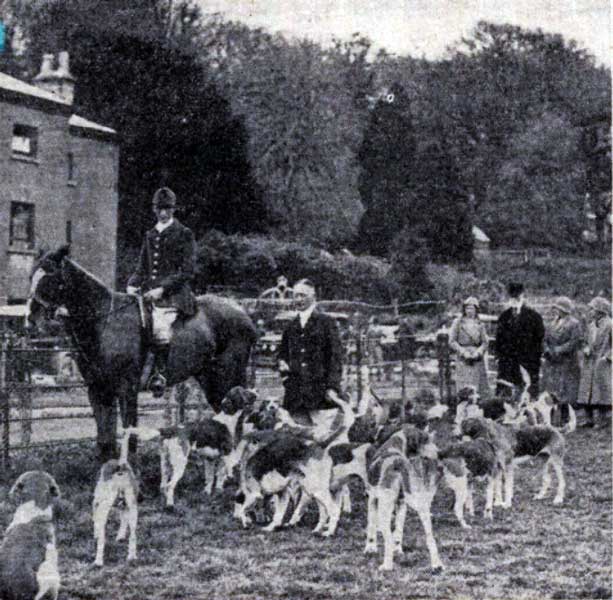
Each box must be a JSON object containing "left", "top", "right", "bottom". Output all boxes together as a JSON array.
[{"left": 0, "top": 325, "right": 462, "bottom": 467}]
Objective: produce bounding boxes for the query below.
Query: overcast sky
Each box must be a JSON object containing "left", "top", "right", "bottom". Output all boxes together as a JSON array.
[{"left": 199, "top": 0, "right": 610, "bottom": 65}]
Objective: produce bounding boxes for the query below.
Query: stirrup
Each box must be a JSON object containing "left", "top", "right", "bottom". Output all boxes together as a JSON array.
[{"left": 149, "top": 372, "right": 167, "bottom": 398}]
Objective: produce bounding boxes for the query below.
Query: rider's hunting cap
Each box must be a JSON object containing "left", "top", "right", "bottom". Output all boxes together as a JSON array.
[{"left": 153, "top": 187, "right": 177, "bottom": 209}]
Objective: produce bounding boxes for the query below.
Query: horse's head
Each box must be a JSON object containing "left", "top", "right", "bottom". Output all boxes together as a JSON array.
[{"left": 26, "top": 245, "right": 71, "bottom": 332}]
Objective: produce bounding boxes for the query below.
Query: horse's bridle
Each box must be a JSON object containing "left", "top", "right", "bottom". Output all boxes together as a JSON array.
[{"left": 26, "top": 266, "right": 66, "bottom": 327}]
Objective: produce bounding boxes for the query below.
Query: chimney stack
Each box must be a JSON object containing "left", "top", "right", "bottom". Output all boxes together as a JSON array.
[{"left": 33, "top": 51, "right": 75, "bottom": 105}]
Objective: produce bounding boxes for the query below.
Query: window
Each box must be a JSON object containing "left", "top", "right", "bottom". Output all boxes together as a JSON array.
[
  {"left": 11, "top": 124, "right": 38, "bottom": 157},
  {"left": 66, "top": 220, "right": 72, "bottom": 244},
  {"left": 9, "top": 202, "right": 35, "bottom": 250},
  {"left": 67, "top": 152, "right": 75, "bottom": 181}
]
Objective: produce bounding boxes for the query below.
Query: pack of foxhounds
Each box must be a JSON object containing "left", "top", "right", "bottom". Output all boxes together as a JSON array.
[{"left": 0, "top": 370, "right": 577, "bottom": 599}]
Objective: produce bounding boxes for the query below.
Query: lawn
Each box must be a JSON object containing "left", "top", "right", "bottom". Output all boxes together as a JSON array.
[
  {"left": 481, "top": 254, "right": 611, "bottom": 302},
  {"left": 0, "top": 422, "right": 610, "bottom": 600}
]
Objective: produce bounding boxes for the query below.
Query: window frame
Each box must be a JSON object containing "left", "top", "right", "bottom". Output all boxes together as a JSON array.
[
  {"left": 9, "top": 202, "right": 35, "bottom": 250},
  {"left": 11, "top": 124, "right": 39, "bottom": 158}
]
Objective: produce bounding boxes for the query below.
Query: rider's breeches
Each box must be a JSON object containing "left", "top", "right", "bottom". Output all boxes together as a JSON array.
[{"left": 151, "top": 305, "right": 178, "bottom": 344}]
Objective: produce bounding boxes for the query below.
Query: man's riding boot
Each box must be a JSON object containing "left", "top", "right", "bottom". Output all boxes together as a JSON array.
[{"left": 149, "top": 344, "right": 170, "bottom": 398}]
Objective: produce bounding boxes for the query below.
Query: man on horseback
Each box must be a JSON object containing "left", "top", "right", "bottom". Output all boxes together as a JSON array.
[{"left": 127, "top": 187, "right": 197, "bottom": 396}]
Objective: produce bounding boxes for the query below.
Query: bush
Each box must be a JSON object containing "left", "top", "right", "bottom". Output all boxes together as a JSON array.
[
  {"left": 195, "top": 231, "right": 393, "bottom": 302},
  {"left": 427, "top": 264, "right": 506, "bottom": 313},
  {"left": 387, "top": 227, "right": 433, "bottom": 302}
]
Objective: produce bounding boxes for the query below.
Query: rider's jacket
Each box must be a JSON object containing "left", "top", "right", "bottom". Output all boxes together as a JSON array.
[{"left": 128, "top": 219, "right": 197, "bottom": 316}]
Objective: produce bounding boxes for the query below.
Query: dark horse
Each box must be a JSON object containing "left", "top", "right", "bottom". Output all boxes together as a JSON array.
[{"left": 27, "top": 245, "right": 257, "bottom": 462}]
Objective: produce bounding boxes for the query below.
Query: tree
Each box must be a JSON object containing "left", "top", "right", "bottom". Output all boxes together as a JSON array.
[
  {"left": 10, "top": 0, "right": 267, "bottom": 244},
  {"left": 411, "top": 142, "right": 474, "bottom": 262},
  {"left": 410, "top": 21, "right": 610, "bottom": 252},
  {"left": 387, "top": 226, "right": 433, "bottom": 302},
  {"left": 482, "top": 111, "right": 586, "bottom": 250},
  {"left": 200, "top": 19, "right": 373, "bottom": 245},
  {"left": 356, "top": 82, "right": 415, "bottom": 255}
]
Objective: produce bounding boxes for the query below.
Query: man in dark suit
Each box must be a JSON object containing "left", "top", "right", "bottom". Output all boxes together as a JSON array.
[
  {"left": 495, "top": 282, "right": 545, "bottom": 399},
  {"left": 277, "top": 279, "right": 343, "bottom": 429},
  {"left": 127, "top": 187, "right": 196, "bottom": 394}
]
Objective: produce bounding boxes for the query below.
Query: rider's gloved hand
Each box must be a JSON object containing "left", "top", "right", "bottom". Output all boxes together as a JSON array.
[
  {"left": 126, "top": 286, "right": 140, "bottom": 295},
  {"left": 144, "top": 287, "right": 164, "bottom": 301}
]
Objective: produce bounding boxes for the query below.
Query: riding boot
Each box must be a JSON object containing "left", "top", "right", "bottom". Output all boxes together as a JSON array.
[{"left": 149, "top": 344, "right": 170, "bottom": 398}]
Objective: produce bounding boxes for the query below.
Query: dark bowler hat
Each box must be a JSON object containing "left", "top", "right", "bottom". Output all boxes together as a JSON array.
[
  {"left": 507, "top": 282, "right": 524, "bottom": 298},
  {"left": 153, "top": 187, "right": 177, "bottom": 209}
]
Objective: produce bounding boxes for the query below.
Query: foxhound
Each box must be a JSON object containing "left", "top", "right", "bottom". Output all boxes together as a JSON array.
[
  {"left": 93, "top": 426, "right": 160, "bottom": 566},
  {"left": 0, "top": 471, "right": 61, "bottom": 600}
]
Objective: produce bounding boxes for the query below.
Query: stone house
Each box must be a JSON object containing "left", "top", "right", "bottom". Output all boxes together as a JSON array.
[{"left": 0, "top": 52, "right": 118, "bottom": 308}]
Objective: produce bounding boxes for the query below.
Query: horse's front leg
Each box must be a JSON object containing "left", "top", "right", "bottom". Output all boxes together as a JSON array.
[{"left": 90, "top": 388, "right": 118, "bottom": 463}]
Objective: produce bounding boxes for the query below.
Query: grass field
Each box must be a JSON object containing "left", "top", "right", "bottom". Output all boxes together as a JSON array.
[
  {"left": 0, "top": 421, "right": 610, "bottom": 600},
  {"left": 481, "top": 254, "right": 611, "bottom": 301}
]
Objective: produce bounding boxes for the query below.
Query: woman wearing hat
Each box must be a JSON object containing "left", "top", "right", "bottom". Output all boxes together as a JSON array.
[
  {"left": 577, "top": 297, "right": 612, "bottom": 428},
  {"left": 449, "top": 297, "right": 491, "bottom": 400},
  {"left": 542, "top": 297, "right": 583, "bottom": 410}
]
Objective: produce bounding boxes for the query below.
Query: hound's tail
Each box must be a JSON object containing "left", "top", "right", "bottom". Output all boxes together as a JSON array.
[
  {"left": 118, "top": 426, "right": 161, "bottom": 465},
  {"left": 562, "top": 405, "right": 577, "bottom": 434}
]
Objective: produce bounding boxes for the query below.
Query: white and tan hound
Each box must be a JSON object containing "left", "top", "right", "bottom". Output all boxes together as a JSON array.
[
  {"left": 0, "top": 471, "right": 61, "bottom": 600},
  {"left": 159, "top": 387, "right": 258, "bottom": 508},
  {"left": 93, "top": 426, "right": 160, "bottom": 567},
  {"left": 364, "top": 425, "right": 444, "bottom": 572}
]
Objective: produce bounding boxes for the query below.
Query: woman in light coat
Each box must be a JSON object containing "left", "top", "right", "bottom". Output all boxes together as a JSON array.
[
  {"left": 577, "top": 297, "right": 612, "bottom": 428},
  {"left": 449, "top": 297, "right": 491, "bottom": 400},
  {"left": 541, "top": 296, "right": 583, "bottom": 406}
]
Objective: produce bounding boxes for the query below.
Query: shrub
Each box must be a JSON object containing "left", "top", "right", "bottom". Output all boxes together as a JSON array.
[
  {"left": 195, "top": 231, "right": 394, "bottom": 303},
  {"left": 387, "top": 227, "right": 433, "bottom": 302},
  {"left": 427, "top": 263, "right": 507, "bottom": 313}
]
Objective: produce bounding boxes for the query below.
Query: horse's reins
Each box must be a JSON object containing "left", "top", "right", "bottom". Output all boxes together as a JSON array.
[{"left": 33, "top": 264, "right": 130, "bottom": 382}]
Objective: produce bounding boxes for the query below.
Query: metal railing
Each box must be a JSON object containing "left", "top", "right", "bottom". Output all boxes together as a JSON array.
[{"left": 0, "top": 326, "right": 460, "bottom": 467}]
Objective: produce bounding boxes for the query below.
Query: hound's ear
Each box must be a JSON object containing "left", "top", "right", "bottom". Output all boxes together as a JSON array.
[
  {"left": 57, "top": 244, "right": 71, "bottom": 260},
  {"left": 8, "top": 474, "right": 27, "bottom": 499},
  {"left": 538, "top": 391, "right": 551, "bottom": 405}
]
